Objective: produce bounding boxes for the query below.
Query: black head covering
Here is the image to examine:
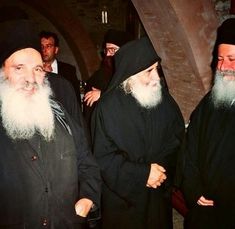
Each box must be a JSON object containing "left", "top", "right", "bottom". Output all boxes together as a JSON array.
[
  {"left": 104, "top": 29, "right": 132, "bottom": 48},
  {"left": 105, "top": 36, "right": 161, "bottom": 93},
  {"left": 0, "top": 19, "right": 40, "bottom": 66},
  {"left": 216, "top": 18, "right": 235, "bottom": 46},
  {"left": 211, "top": 18, "right": 235, "bottom": 72}
]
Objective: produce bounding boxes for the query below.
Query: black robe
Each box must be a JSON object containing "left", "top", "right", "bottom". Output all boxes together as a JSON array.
[
  {"left": 57, "top": 60, "right": 82, "bottom": 107},
  {"left": 83, "top": 63, "right": 112, "bottom": 132},
  {"left": 92, "top": 37, "right": 185, "bottom": 229},
  {"left": 47, "top": 73, "right": 92, "bottom": 145},
  {"left": 182, "top": 93, "right": 235, "bottom": 228},
  {"left": 47, "top": 72, "right": 81, "bottom": 123},
  {"left": 0, "top": 101, "right": 101, "bottom": 229}
]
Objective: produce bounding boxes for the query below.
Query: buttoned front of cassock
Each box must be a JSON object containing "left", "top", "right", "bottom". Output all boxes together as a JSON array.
[{"left": 0, "top": 119, "right": 81, "bottom": 229}]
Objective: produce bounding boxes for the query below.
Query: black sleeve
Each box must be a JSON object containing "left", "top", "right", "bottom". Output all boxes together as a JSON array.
[
  {"left": 92, "top": 105, "right": 150, "bottom": 203},
  {"left": 47, "top": 74, "right": 80, "bottom": 120},
  {"left": 66, "top": 110, "right": 102, "bottom": 210},
  {"left": 181, "top": 108, "right": 204, "bottom": 208}
]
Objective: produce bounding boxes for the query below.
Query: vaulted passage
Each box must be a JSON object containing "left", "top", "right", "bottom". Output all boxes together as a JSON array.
[{"left": 0, "top": 0, "right": 223, "bottom": 121}]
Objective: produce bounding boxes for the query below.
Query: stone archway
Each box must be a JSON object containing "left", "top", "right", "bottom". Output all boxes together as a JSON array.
[
  {"left": 22, "top": 0, "right": 100, "bottom": 81},
  {"left": 132, "top": 0, "right": 218, "bottom": 122}
]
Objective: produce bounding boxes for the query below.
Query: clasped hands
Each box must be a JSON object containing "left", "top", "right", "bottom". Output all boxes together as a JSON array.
[{"left": 146, "top": 163, "right": 167, "bottom": 189}]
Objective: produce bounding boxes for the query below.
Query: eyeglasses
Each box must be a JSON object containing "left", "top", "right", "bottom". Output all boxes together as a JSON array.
[{"left": 104, "top": 47, "right": 119, "bottom": 55}]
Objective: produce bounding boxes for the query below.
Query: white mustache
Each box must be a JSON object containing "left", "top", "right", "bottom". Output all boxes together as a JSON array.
[
  {"left": 22, "top": 81, "right": 39, "bottom": 90},
  {"left": 219, "top": 69, "right": 235, "bottom": 77},
  {"left": 0, "top": 77, "right": 54, "bottom": 141}
]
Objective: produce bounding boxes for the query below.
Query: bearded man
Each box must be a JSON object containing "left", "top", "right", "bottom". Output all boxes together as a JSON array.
[
  {"left": 92, "top": 37, "right": 185, "bottom": 229},
  {"left": 182, "top": 18, "right": 235, "bottom": 228},
  {"left": 0, "top": 20, "right": 101, "bottom": 229}
]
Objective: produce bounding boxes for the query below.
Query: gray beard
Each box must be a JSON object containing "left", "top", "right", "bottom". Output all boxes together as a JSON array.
[
  {"left": 211, "top": 70, "right": 235, "bottom": 108},
  {"left": 0, "top": 76, "right": 55, "bottom": 141}
]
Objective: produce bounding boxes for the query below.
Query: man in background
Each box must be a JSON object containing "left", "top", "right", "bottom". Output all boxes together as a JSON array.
[
  {"left": 40, "top": 30, "right": 81, "bottom": 106},
  {"left": 84, "top": 29, "right": 132, "bottom": 106},
  {"left": 83, "top": 29, "right": 132, "bottom": 128}
]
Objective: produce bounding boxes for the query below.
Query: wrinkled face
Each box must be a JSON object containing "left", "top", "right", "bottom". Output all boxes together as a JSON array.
[
  {"left": 3, "top": 48, "right": 45, "bottom": 96},
  {"left": 105, "top": 43, "right": 120, "bottom": 56},
  {"left": 122, "top": 61, "right": 162, "bottom": 109},
  {"left": 217, "top": 44, "right": 235, "bottom": 81},
  {"left": 41, "top": 37, "right": 58, "bottom": 63},
  {"left": 136, "top": 62, "right": 160, "bottom": 87}
]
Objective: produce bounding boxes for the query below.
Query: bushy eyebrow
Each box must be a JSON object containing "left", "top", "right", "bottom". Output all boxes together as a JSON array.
[{"left": 35, "top": 64, "right": 44, "bottom": 69}]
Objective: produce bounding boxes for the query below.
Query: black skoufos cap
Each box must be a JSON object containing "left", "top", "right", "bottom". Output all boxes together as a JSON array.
[
  {"left": 0, "top": 19, "right": 40, "bottom": 66},
  {"left": 216, "top": 18, "right": 235, "bottom": 46},
  {"left": 104, "top": 29, "right": 132, "bottom": 48}
]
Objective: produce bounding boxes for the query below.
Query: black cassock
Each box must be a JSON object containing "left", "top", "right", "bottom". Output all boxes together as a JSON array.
[
  {"left": 92, "top": 37, "right": 184, "bottom": 229},
  {"left": 0, "top": 101, "right": 101, "bottom": 229},
  {"left": 182, "top": 93, "right": 235, "bottom": 229}
]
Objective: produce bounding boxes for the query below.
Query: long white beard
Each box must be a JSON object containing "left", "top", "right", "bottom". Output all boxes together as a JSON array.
[
  {"left": 123, "top": 75, "right": 162, "bottom": 109},
  {"left": 0, "top": 77, "right": 55, "bottom": 141},
  {"left": 212, "top": 70, "right": 235, "bottom": 108}
]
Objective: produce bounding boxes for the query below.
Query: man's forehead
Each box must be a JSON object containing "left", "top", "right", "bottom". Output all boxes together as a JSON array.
[
  {"left": 41, "top": 37, "right": 55, "bottom": 44},
  {"left": 218, "top": 43, "right": 235, "bottom": 54}
]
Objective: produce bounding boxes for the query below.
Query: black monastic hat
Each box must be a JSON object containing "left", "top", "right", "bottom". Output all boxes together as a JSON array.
[
  {"left": 0, "top": 19, "right": 40, "bottom": 66},
  {"left": 105, "top": 36, "right": 161, "bottom": 93},
  {"left": 104, "top": 29, "right": 132, "bottom": 47},
  {"left": 216, "top": 18, "right": 235, "bottom": 46}
]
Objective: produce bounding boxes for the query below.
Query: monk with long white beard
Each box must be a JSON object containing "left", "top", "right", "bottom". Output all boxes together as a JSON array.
[
  {"left": 182, "top": 18, "right": 235, "bottom": 229},
  {"left": 0, "top": 19, "right": 101, "bottom": 229},
  {"left": 0, "top": 49, "right": 54, "bottom": 141},
  {"left": 92, "top": 37, "right": 184, "bottom": 229},
  {"left": 122, "top": 62, "right": 162, "bottom": 109},
  {"left": 212, "top": 69, "right": 235, "bottom": 107}
]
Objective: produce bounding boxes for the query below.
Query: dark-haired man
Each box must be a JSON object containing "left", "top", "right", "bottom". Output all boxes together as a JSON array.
[{"left": 40, "top": 30, "right": 81, "bottom": 106}]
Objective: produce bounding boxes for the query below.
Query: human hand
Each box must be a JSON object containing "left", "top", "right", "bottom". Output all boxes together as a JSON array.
[
  {"left": 75, "top": 198, "right": 93, "bottom": 217},
  {"left": 197, "top": 196, "right": 214, "bottom": 206},
  {"left": 84, "top": 87, "right": 101, "bottom": 107},
  {"left": 146, "top": 163, "right": 167, "bottom": 189}
]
